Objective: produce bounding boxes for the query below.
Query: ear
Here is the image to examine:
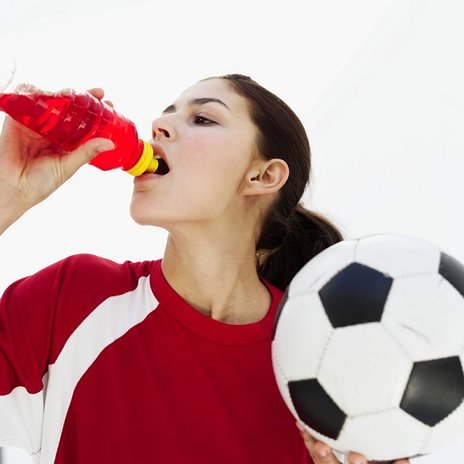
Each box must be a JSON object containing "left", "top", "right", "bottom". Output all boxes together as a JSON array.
[{"left": 241, "top": 158, "right": 289, "bottom": 196}]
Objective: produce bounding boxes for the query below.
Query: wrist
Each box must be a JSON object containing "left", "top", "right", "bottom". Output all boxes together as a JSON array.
[{"left": 0, "top": 187, "right": 30, "bottom": 234}]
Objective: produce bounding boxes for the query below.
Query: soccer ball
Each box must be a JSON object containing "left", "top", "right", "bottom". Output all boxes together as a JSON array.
[{"left": 272, "top": 233, "right": 464, "bottom": 461}]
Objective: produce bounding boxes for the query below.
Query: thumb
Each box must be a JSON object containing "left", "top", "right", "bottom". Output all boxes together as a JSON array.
[{"left": 61, "top": 138, "right": 114, "bottom": 178}]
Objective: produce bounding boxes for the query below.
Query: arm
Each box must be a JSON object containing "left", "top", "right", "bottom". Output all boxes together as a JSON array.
[
  {"left": 0, "top": 88, "right": 114, "bottom": 451},
  {"left": 0, "top": 274, "right": 54, "bottom": 452},
  {"left": 0, "top": 88, "right": 114, "bottom": 235}
]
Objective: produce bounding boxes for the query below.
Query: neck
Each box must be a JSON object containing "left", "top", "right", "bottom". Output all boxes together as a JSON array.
[{"left": 161, "top": 222, "right": 271, "bottom": 324}]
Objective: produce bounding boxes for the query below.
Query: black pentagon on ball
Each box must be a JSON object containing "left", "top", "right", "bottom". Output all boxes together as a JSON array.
[
  {"left": 439, "top": 252, "right": 464, "bottom": 298},
  {"left": 400, "top": 356, "right": 464, "bottom": 426},
  {"left": 288, "top": 378, "right": 346, "bottom": 439},
  {"left": 318, "top": 262, "right": 393, "bottom": 328}
]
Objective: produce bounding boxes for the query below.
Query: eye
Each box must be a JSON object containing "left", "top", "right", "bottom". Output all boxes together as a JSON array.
[{"left": 193, "top": 115, "right": 215, "bottom": 125}]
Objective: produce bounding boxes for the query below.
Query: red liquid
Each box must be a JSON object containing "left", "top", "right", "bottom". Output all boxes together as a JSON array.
[{"left": 0, "top": 90, "right": 144, "bottom": 171}]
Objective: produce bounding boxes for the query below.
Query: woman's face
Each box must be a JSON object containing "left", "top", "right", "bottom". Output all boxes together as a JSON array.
[{"left": 130, "top": 78, "right": 259, "bottom": 228}]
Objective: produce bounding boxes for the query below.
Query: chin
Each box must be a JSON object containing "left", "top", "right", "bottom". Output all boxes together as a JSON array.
[{"left": 130, "top": 202, "right": 157, "bottom": 226}]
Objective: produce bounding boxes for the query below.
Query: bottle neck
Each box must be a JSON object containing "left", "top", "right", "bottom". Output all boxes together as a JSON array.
[{"left": 126, "top": 141, "right": 157, "bottom": 176}]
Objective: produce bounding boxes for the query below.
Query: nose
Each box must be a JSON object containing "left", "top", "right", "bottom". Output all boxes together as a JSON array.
[{"left": 151, "top": 115, "right": 176, "bottom": 141}]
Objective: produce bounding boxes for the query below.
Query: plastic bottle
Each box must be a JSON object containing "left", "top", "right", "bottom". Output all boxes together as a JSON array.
[{"left": 0, "top": 84, "right": 159, "bottom": 176}]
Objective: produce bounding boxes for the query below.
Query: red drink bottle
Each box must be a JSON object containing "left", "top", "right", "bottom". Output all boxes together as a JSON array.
[{"left": 0, "top": 85, "right": 159, "bottom": 176}]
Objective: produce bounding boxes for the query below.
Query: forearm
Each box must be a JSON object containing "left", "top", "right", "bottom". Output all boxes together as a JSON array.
[{"left": 0, "top": 186, "right": 29, "bottom": 235}]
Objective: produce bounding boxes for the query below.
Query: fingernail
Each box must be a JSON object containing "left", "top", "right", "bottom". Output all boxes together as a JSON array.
[{"left": 318, "top": 449, "right": 328, "bottom": 458}]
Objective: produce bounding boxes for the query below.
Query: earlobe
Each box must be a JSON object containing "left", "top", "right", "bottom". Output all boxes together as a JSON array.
[{"left": 242, "top": 159, "right": 289, "bottom": 196}]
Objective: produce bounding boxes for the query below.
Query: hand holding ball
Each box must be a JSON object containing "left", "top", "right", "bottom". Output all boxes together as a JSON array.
[{"left": 272, "top": 234, "right": 464, "bottom": 461}]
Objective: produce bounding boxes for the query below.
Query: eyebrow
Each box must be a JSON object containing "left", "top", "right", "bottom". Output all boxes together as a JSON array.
[{"left": 162, "top": 97, "right": 230, "bottom": 114}]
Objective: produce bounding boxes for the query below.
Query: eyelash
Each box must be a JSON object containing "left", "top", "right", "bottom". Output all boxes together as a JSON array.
[{"left": 193, "top": 115, "right": 215, "bottom": 125}]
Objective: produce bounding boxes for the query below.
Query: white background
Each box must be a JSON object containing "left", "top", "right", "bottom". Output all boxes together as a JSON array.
[{"left": 0, "top": 0, "right": 463, "bottom": 462}]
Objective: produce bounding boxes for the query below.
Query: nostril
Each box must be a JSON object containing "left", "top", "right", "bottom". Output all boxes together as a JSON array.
[{"left": 158, "top": 128, "right": 170, "bottom": 138}]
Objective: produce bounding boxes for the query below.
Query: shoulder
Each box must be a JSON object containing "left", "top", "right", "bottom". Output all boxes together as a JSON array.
[
  {"left": 1, "top": 254, "right": 160, "bottom": 365},
  {"left": 50, "top": 253, "right": 157, "bottom": 297},
  {"left": 55, "top": 253, "right": 154, "bottom": 280},
  {"left": 3, "top": 253, "right": 158, "bottom": 311}
]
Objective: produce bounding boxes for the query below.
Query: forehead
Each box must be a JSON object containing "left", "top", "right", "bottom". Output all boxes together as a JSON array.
[{"left": 176, "top": 78, "right": 249, "bottom": 114}]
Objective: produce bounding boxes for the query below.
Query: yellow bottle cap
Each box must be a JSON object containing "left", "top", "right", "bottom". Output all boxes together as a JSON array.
[
  {"left": 145, "top": 157, "right": 159, "bottom": 173},
  {"left": 127, "top": 141, "right": 158, "bottom": 176}
]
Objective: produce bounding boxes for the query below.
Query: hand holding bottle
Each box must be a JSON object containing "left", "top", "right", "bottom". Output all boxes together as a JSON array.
[
  {"left": 0, "top": 88, "right": 114, "bottom": 234},
  {"left": 0, "top": 84, "right": 157, "bottom": 176}
]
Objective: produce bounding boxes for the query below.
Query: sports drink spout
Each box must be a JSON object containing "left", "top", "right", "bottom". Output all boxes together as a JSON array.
[{"left": 0, "top": 83, "right": 159, "bottom": 176}]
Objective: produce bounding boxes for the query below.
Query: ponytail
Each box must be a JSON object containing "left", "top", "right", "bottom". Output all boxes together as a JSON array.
[{"left": 257, "top": 204, "right": 343, "bottom": 291}]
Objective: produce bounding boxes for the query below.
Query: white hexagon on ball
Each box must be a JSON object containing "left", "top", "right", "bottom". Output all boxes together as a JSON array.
[
  {"left": 382, "top": 274, "right": 464, "bottom": 360},
  {"left": 318, "top": 323, "right": 411, "bottom": 416},
  {"left": 354, "top": 233, "right": 441, "bottom": 278}
]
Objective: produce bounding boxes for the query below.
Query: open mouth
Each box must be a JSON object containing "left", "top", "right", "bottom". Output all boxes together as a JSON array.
[{"left": 154, "top": 155, "right": 170, "bottom": 175}]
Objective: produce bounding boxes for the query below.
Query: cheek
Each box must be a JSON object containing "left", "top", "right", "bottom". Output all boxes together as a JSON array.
[{"left": 185, "top": 134, "right": 251, "bottom": 184}]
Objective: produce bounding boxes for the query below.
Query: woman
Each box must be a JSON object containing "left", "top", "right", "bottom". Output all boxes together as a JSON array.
[{"left": 0, "top": 74, "right": 410, "bottom": 464}]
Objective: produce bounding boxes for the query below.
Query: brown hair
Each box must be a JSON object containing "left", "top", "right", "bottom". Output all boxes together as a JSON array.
[{"left": 220, "top": 74, "right": 343, "bottom": 291}]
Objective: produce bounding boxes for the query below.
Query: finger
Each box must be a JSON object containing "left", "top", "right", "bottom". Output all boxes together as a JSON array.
[
  {"left": 85, "top": 89, "right": 113, "bottom": 108},
  {"left": 346, "top": 452, "right": 406, "bottom": 464},
  {"left": 87, "top": 87, "right": 105, "bottom": 100},
  {"left": 60, "top": 138, "right": 114, "bottom": 180},
  {"left": 346, "top": 451, "right": 368, "bottom": 464},
  {"left": 296, "top": 422, "right": 338, "bottom": 463},
  {"left": 368, "top": 457, "right": 410, "bottom": 464}
]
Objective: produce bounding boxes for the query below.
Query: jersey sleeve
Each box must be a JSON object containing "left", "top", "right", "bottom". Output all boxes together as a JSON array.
[
  {"left": 0, "top": 259, "right": 63, "bottom": 454},
  {"left": 0, "top": 253, "right": 149, "bottom": 455}
]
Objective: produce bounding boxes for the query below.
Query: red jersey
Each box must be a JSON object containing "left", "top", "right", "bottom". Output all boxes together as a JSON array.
[{"left": 0, "top": 254, "right": 312, "bottom": 463}]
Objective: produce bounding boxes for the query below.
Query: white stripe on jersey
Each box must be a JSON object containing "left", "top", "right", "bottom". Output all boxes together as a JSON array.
[
  {"left": 0, "top": 386, "right": 43, "bottom": 456},
  {"left": 39, "top": 275, "right": 158, "bottom": 463}
]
